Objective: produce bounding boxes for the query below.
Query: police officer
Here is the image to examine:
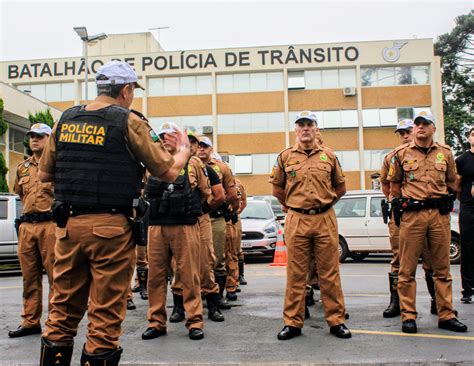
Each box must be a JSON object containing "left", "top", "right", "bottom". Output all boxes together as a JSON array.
[
  {"left": 235, "top": 179, "right": 248, "bottom": 287},
  {"left": 197, "top": 137, "right": 239, "bottom": 309},
  {"left": 169, "top": 130, "right": 226, "bottom": 323},
  {"left": 270, "top": 111, "right": 351, "bottom": 340},
  {"left": 455, "top": 126, "right": 474, "bottom": 304},
  {"left": 380, "top": 119, "right": 440, "bottom": 318},
  {"left": 143, "top": 122, "right": 210, "bottom": 341},
  {"left": 9, "top": 123, "right": 55, "bottom": 338},
  {"left": 388, "top": 111, "right": 468, "bottom": 333},
  {"left": 38, "top": 61, "right": 190, "bottom": 365}
]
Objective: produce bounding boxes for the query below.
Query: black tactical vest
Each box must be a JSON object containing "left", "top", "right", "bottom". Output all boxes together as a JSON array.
[
  {"left": 145, "top": 163, "right": 203, "bottom": 225},
  {"left": 54, "top": 105, "right": 144, "bottom": 208}
]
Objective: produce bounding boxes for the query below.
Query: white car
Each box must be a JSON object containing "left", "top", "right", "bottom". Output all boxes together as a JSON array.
[
  {"left": 0, "top": 193, "right": 22, "bottom": 257},
  {"left": 334, "top": 190, "right": 461, "bottom": 264},
  {"left": 240, "top": 200, "right": 282, "bottom": 259}
]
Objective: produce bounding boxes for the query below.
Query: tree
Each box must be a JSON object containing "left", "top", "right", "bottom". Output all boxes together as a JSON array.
[
  {"left": 23, "top": 108, "right": 55, "bottom": 155},
  {"left": 434, "top": 10, "right": 474, "bottom": 153},
  {"left": 0, "top": 99, "right": 9, "bottom": 192}
]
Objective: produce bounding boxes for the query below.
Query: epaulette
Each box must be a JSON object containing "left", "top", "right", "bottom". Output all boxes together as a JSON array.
[
  {"left": 435, "top": 141, "right": 452, "bottom": 150},
  {"left": 393, "top": 142, "right": 410, "bottom": 154},
  {"left": 130, "top": 109, "right": 149, "bottom": 122}
]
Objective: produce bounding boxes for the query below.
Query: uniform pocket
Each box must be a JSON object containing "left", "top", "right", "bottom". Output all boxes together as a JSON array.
[
  {"left": 403, "top": 162, "right": 419, "bottom": 181},
  {"left": 284, "top": 163, "right": 303, "bottom": 181},
  {"left": 434, "top": 163, "right": 447, "bottom": 183},
  {"left": 92, "top": 226, "right": 126, "bottom": 239},
  {"left": 56, "top": 227, "right": 68, "bottom": 240}
]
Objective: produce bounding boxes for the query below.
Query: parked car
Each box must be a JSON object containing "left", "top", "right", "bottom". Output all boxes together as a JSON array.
[
  {"left": 240, "top": 199, "right": 282, "bottom": 259},
  {"left": 334, "top": 190, "right": 461, "bottom": 264},
  {"left": 0, "top": 193, "right": 22, "bottom": 258},
  {"left": 249, "top": 195, "right": 286, "bottom": 224}
]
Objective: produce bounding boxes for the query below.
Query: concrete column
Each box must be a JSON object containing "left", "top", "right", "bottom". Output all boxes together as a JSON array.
[
  {"left": 431, "top": 56, "right": 445, "bottom": 143},
  {"left": 356, "top": 65, "right": 366, "bottom": 190},
  {"left": 283, "top": 68, "right": 290, "bottom": 148},
  {"left": 211, "top": 71, "right": 218, "bottom": 151}
]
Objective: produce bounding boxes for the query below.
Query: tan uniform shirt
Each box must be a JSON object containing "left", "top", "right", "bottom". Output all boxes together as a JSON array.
[
  {"left": 269, "top": 143, "right": 345, "bottom": 210},
  {"left": 188, "top": 156, "right": 211, "bottom": 201},
  {"left": 380, "top": 148, "right": 402, "bottom": 202},
  {"left": 207, "top": 158, "right": 236, "bottom": 193},
  {"left": 39, "top": 106, "right": 174, "bottom": 179},
  {"left": 14, "top": 155, "right": 54, "bottom": 214},
  {"left": 387, "top": 141, "right": 456, "bottom": 200},
  {"left": 235, "top": 178, "right": 247, "bottom": 213}
]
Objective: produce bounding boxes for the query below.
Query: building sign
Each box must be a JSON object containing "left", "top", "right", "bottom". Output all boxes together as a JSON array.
[
  {"left": 5, "top": 45, "right": 360, "bottom": 81},
  {"left": 382, "top": 41, "right": 408, "bottom": 63}
]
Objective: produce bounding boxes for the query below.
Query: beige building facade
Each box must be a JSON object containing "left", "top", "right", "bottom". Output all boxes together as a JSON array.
[{"left": 0, "top": 33, "right": 444, "bottom": 194}]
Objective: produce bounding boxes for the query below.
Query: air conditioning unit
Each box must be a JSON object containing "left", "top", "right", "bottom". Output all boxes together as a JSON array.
[
  {"left": 202, "top": 126, "right": 213, "bottom": 134},
  {"left": 343, "top": 87, "right": 356, "bottom": 96}
]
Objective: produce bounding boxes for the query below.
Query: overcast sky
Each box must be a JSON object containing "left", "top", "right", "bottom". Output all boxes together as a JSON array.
[{"left": 0, "top": 0, "right": 472, "bottom": 62}]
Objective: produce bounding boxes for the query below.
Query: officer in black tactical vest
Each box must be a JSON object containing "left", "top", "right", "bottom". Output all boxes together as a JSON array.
[
  {"left": 38, "top": 61, "right": 191, "bottom": 366},
  {"left": 142, "top": 122, "right": 211, "bottom": 341}
]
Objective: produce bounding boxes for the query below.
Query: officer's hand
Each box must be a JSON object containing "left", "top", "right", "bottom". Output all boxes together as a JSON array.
[{"left": 175, "top": 128, "right": 191, "bottom": 156}]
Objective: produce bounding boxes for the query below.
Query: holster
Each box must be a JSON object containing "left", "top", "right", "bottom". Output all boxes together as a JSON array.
[
  {"left": 52, "top": 201, "right": 69, "bottom": 228},
  {"left": 391, "top": 199, "right": 403, "bottom": 227},
  {"left": 381, "top": 199, "right": 390, "bottom": 225},
  {"left": 130, "top": 197, "right": 150, "bottom": 246},
  {"left": 231, "top": 212, "right": 238, "bottom": 224},
  {"left": 14, "top": 218, "right": 22, "bottom": 235}
]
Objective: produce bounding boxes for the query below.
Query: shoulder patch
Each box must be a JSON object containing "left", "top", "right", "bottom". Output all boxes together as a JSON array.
[
  {"left": 149, "top": 129, "right": 159, "bottom": 142},
  {"left": 435, "top": 141, "right": 451, "bottom": 150}
]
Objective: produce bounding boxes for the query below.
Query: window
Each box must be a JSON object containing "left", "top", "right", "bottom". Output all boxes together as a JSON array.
[
  {"left": 217, "top": 72, "right": 284, "bottom": 93},
  {"left": 397, "top": 107, "right": 414, "bottom": 120},
  {"left": 288, "top": 71, "right": 305, "bottom": 89},
  {"left": 8, "top": 128, "right": 26, "bottom": 154},
  {"left": 149, "top": 115, "right": 212, "bottom": 134},
  {"left": 149, "top": 75, "right": 212, "bottom": 96},
  {"left": 81, "top": 81, "right": 97, "bottom": 100},
  {"left": 322, "top": 69, "right": 339, "bottom": 88},
  {"left": 334, "top": 150, "right": 360, "bottom": 171},
  {"left": 226, "top": 153, "right": 278, "bottom": 175},
  {"left": 30, "top": 84, "right": 46, "bottom": 100},
  {"left": 324, "top": 111, "right": 341, "bottom": 128},
  {"left": 362, "top": 109, "right": 379, "bottom": 127},
  {"left": 217, "top": 112, "right": 285, "bottom": 134},
  {"left": 370, "top": 197, "right": 384, "bottom": 217},
  {"left": 304, "top": 68, "right": 355, "bottom": 89},
  {"left": 364, "top": 150, "right": 391, "bottom": 170},
  {"left": 361, "top": 65, "right": 430, "bottom": 87},
  {"left": 379, "top": 108, "right": 397, "bottom": 126},
  {"left": 0, "top": 199, "right": 7, "bottom": 219},
  {"left": 412, "top": 66, "right": 430, "bottom": 84},
  {"left": 234, "top": 155, "right": 252, "bottom": 174},
  {"left": 46, "top": 84, "right": 61, "bottom": 101},
  {"left": 334, "top": 197, "right": 367, "bottom": 217},
  {"left": 341, "top": 110, "right": 358, "bottom": 127}
]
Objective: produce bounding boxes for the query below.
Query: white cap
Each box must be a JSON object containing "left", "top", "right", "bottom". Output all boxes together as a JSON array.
[
  {"left": 394, "top": 119, "right": 414, "bottom": 133},
  {"left": 157, "top": 122, "right": 179, "bottom": 135},
  {"left": 414, "top": 111, "right": 435, "bottom": 125},
  {"left": 199, "top": 136, "right": 213, "bottom": 148},
  {"left": 295, "top": 111, "right": 318, "bottom": 125},
  {"left": 26, "top": 123, "right": 52, "bottom": 136},
  {"left": 96, "top": 61, "right": 144, "bottom": 90}
]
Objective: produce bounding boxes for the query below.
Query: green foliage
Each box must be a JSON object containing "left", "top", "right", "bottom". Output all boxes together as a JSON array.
[
  {"left": 24, "top": 108, "right": 55, "bottom": 155},
  {"left": 434, "top": 10, "right": 474, "bottom": 152},
  {"left": 0, "top": 98, "right": 8, "bottom": 192}
]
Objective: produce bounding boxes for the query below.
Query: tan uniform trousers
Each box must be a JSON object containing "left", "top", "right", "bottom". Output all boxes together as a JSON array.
[
  {"left": 236, "top": 219, "right": 244, "bottom": 261},
  {"left": 172, "top": 214, "right": 219, "bottom": 295},
  {"left": 211, "top": 217, "right": 227, "bottom": 277},
  {"left": 398, "top": 209, "right": 455, "bottom": 322},
  {"left": 225, "top": 221, "right": 240, "bottom": 292},
  {"left": 44, "top": 214, "right": 135, "bottom": 353},
  {"left": 17, "top": 221, "right": 55, "bottom": 328},
  {"left": 284, "top": 209, "right": 346, "bottom": 328},
  {"left": 389, "top": 218, "right": 433, "bottom": 274},
  {"left": 307, "top": 258, "right": 319, "bottom": 288},
  {"left": 147, "top": 224, "right": 203, "bottom": 331}
]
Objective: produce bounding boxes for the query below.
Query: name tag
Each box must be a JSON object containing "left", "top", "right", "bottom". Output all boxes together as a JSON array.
[{"left": 58, "top": 121, "right": 107, "bottom": 146}]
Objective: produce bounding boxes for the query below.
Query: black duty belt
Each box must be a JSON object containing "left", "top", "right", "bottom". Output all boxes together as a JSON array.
[
  {"left": 20, "top": 212, "right": 54, "bottom": 223},
  {"left": 290, "top": 205, "right": 331, "bottom": 215},
  {"left": 209, "top": 210, "right": 225, "bottom": 218},
  {"left": 68, "top": 206, "right": 131, "bottom": 217}
]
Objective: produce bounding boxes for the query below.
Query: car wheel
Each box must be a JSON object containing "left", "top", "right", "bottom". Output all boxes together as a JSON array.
[
  {"left": 350, "top": 251, "right": 369, "bottom": 262},
  {"left": 449, "top": 234, "right": 461, "bottom": 265},
  {"left": 338, "top": 237, "right": 349, "bottom": 263}
]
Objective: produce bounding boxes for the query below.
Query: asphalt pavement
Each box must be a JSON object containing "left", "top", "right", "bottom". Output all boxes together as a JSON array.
[{"left": 1, "top": 257, "right": 473, "bottom": 365}]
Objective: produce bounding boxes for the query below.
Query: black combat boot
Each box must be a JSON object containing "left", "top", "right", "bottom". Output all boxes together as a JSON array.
[
  {"left": 169, "top": 293, "right": 185, "bottom": 323},
  {"left": 425, "top": 270, "right": 437, "bottom": 315},
  {"left": 137, "top": 267, "right": 148, "bottom": 300},
  {"left": 80, "top": 346, "right": 123, "bottom": 366},
  {"left": 238, "top": 259, "right": 247, "bottom": 285},
  {"left": 383, "top": 272, "right": 400, "bottom": 318},
  {"left": 206, "top": 293, "right": 225, "bottom": 322},
  {"left": 306, "top": 286, "right": 315, "bottom": 306},
  {"left": 40, "top": 337, "right": 73, "bottom": 366},
  {"left": 305, "top": 306, "right": 310, "bottom": 319},
  {"left": 215, "top": 275, "right": 231, "bottom": 310}
]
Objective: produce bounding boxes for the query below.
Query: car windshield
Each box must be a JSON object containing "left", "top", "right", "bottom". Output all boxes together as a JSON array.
[
  {"left": 253, "top": 195, "right": 283, "bottom": 215},
  {"left": 241, "top": 201, "right": 274, "bottom": 220}
]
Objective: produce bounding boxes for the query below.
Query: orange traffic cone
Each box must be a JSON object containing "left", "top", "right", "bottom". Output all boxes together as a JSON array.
[{"left": 270, "top": 229, "right": 287, "bottom": 267}]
